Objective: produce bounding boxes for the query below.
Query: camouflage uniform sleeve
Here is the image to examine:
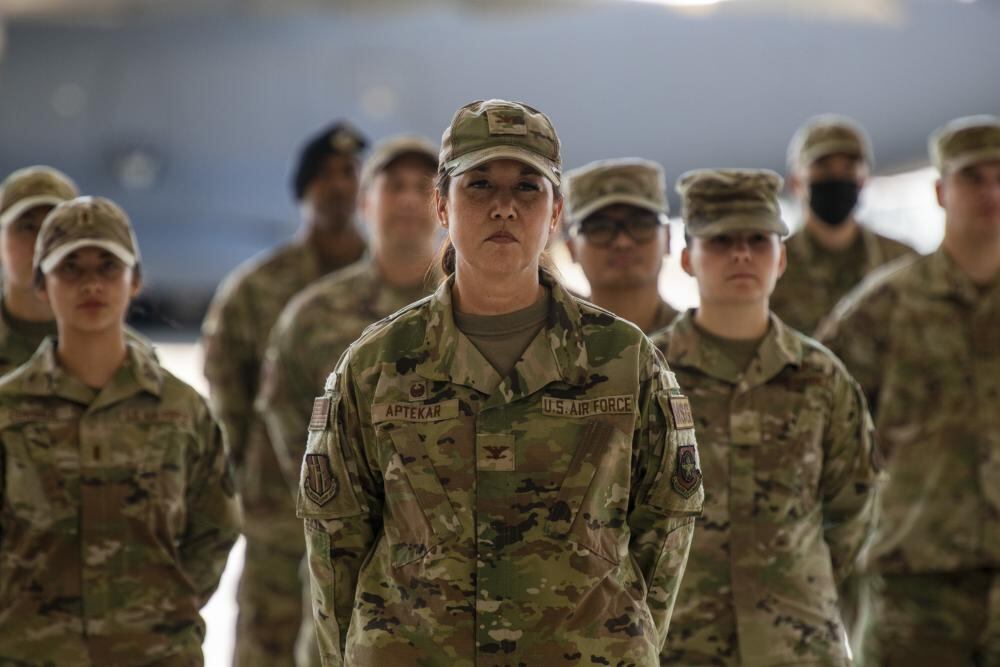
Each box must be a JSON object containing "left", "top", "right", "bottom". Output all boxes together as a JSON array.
[
  {"left": 297, "top": 354, "right": 381, "bottom": 666},
  {"left": 816, "top": 277, "right": 895, "bottom": 412},
  {"left": 627, "top": 344, "right": 704, "bottom": 649},
  {"left": 257, "top": 311, "right": 320, "bottom": 490},
  {"left": 202, "top": 285, "right": 257, "bottom": 467},
  {"left": 179, "top": 402, "right": 243, "bottom": 606},
  {"left": 820, "top": 367, "right": 879, "bottom": 585}
]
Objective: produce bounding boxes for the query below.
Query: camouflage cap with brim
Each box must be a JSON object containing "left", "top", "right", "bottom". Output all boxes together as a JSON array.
[
  {"left": 360, "top": 134, "right": 439, "bottom": 189},
  {"left": 787, "top": 114, "right": 874, "bottom": 170},
  {"left": 566, "top": 158, "right": 669, "bottom": 225},
  {"left": 0, "top": 166, "right": 78, "bottom": 228},
  {"left": 439, "top": 99, "right": 561, "bottom": 186},
  {"left": 677, "top": 168, "right": 789, "bottom": 238},
  {"left": 35, "top": 196, "right": 141, "bottom": 274},
  {"left": 929, "top": 115, "right": 1000, "bottom": 174}
]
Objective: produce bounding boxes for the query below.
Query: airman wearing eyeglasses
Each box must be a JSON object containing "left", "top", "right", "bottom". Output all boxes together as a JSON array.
[{"left": 565, "top": 159, "right": 678, "bottom": 334}]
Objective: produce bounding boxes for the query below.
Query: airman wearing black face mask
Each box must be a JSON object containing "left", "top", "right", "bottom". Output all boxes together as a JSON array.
[{"left": 770, "top": 115, "right": 917, "bottom": 335}]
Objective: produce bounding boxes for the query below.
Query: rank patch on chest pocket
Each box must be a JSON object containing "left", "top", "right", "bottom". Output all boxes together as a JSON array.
[
  {"left": 672, "top": 444, "right": 702, "bottom": 498},
  {"left": 477, "top": 433, "right": 515, "bottom": 472},
  {"left": 304, "top": 453, "right": 338, "bottom": 505}
]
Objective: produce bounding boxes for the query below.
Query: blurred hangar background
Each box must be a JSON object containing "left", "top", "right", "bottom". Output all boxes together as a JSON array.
[{"left": 2, "top": 0, "right": 999, "bottom": 325}]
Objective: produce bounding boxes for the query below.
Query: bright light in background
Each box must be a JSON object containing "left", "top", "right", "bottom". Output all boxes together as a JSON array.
[{"left": 626, "top": 0, "right": 733, "bottom": 6}]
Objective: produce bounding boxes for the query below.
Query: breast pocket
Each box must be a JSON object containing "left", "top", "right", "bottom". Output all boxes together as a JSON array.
[
  {"left": 2, "top": 426, "right": 75, "bottom": 529},
  {"left": 1, "top": 426, "right": 76, "bottom": 607},
  {"left": 543, "top": 420, "right": 631, "bottom": 565},
  {"left": 752, "top": 401, "right": 824, "bottom": 521},
  {"left": 381, "top": 426, "right": 461, "bottom": 568},
  {"left": 141, "top": 425, "right": 190, "bottom": 538}
]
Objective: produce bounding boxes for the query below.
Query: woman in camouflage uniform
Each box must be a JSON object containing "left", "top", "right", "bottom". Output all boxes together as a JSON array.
[
  {"left": 297, "top": 99, "right": 703, "bottom": 666},
  {"left": 0, "top": 197, "right": 241, "bottom": 666}
]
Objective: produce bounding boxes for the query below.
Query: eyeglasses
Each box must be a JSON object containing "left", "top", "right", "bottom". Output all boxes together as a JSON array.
[{"left": 573, "top": 212, "right": 663, "bottom": 247}]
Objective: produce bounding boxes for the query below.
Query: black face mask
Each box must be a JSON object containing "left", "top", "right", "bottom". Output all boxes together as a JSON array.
[{"left": 808, "top": 179, "right": 860, "bottom": 227}]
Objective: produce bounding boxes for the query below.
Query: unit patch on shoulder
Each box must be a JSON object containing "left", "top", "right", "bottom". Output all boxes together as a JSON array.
[
  {"left": 669, "top": 395, "right": 695, "bottom": 430},
  {"left": 304, "top": 453, "right": 338, "bottom": 506},
  {"left": 671, "top": 445, "right": 702, "bottom": 499},
  {"left": 309, "top": 397, "right": 331, "bottom": 431}
]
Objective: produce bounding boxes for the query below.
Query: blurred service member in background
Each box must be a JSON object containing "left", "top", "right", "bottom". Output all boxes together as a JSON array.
[
  {"left": 564, "top": 158, "right": 678, "bottom": 334},
  {"left": 201, "top": 121, "right": 368, "bottom": 667},
  {"left": 771, "top": 115, "right": 915, "bottom": 334},
  {"left": 0, "top": 166, "right": 78, "bottom": 374},
  {"left": 258, "top": 134, "right": 440, "bottom": 491},
  {"left": 819, "top": 115, "right": 1000, "bottom": 667}
]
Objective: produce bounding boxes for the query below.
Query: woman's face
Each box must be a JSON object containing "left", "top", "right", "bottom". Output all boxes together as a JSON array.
[
  {"left": 38, "top": 247, "right": 139, "bottom": 336},
  {"left": 682, "top": 230, "right": 786, "bottom": 307},
  {"left": 436, "top": 158, "right": 562, "bottom": 282}
]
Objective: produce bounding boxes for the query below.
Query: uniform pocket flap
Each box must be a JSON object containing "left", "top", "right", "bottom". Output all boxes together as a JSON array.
[{"left": 387, "top": 427, "right": 461, "bottom": 544}]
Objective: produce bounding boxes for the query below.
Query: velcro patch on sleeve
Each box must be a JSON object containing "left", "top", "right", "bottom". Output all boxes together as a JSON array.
[
  {"left": 308, "top": 397, "right": 331, "bottom": 431},
  {"left": 668, "top": 395, "right": 695, "bottom": 430}
]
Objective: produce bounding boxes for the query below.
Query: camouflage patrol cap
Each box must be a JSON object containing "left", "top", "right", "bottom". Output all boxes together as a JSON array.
[
  {"left": 787, "top": 114, "right": 874, "bottom": 170},
  {"left": 292, "top": 120, "right": 368, "bottom": 200},
  {"left": 677, "top": 168, "right": 789, "bottom": 238},
  {"left": 34, "top": 196, "right": 141, "bottom": 274},
  {"left": 929, "top": 115, "right": 1000, "bottom": 174},
  {"left": 439, "top": 99, "right": 561, "bottom": 185},
  {"left": 360, "top": 134, "right": 438, "bottom": 188},
  {"left": 565, "top": 158, "right": 669, "bottom": 225},
  {"left": 0, "top": 166, "right": 78, "bottom": 228}
]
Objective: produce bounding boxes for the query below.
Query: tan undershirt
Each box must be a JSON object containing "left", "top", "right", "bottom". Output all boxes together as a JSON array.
[
  {"left": 694, "top": 320, "right": 766, "bottom": 380},
  {"left": 454, "top": 289, "right": 549, "bottom": 379}
]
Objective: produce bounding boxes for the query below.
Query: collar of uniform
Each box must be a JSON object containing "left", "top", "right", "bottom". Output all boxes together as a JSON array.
[
  {"left": 368, "top": 257, "right": 441, "bottom": 311},
  {"left": 924, "top": 245, "right": 990, "bottom": 305},
  {"left": 665, "top": 309, "right": 802, "bottom": 385},
  {"left": 858, "top": 225, "right": 888, "bottom": 273},
  {"left": 16, "top": 337, "right": 163, "bottom": 405},
  {"left": 415, "top": 269, "right": 589, "bottom": 393},
  {"left": 793, "top": 223, "right": 880, "bottom": 269}
]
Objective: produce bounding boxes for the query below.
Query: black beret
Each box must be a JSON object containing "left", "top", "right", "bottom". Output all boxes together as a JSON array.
[{"left": 292, "top": 121, "right": 368, "bottom": 201}]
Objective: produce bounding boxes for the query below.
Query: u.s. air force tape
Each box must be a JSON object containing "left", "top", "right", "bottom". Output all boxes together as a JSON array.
[{"left": 541, "top": 394, "right": 634, "bottom": 418}]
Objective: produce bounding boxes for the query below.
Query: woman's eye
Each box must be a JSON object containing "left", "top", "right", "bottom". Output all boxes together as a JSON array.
[
  {"left": 468, "top": 179, "right": 490, "bottom": 189},
  {"left": 517, "top": 181, "right": 541, "bottom": 192}
]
